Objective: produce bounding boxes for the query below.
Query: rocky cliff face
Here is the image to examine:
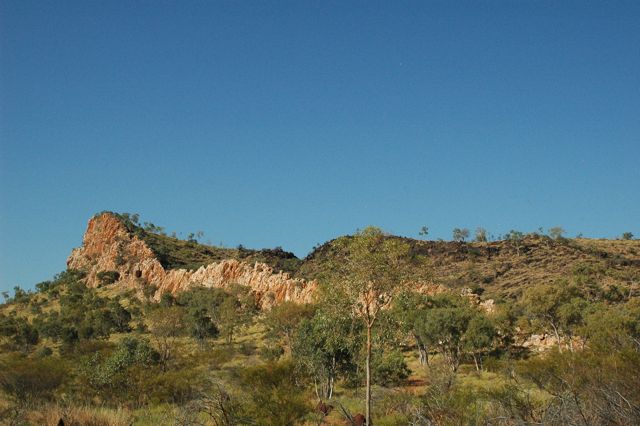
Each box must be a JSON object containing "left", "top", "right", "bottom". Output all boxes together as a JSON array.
[{"left": 67, "top": 213, "right": 317, "bottom": 309}]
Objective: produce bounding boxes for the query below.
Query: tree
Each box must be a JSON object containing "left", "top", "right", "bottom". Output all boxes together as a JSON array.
[
  {"left": 452, "top": 228, "right": 470, "bottom": 242},
  {"left": 521, "top": 282, "right": 580, "bottom": 352},
  {"left": 293, "top": 307, "right": 360, "bottom": 400},
  {"left": 557, "top": 297, "right": 590, "bottom": 352},
  {"left": 83, "top": 336, "right": 160, "bottom": 403},
  {"left": 414, "top": 295, "right": 475, "bottom": 372},
  {"left": 6, "top": 318, "right": 40, "bottom": 352},
  {"left": 505, "top": 230, "right": 525, "bottom": 255},
  {"left": 419, "top": 226, "right": 429, "bottom": 237},
  {"left": 622, "top": 232, "right": 634, "bottom": 240},
  {"left": 216, "top": 287, "right": 255, "bottom": 344},
  {"left": 475, "top": 227, "right": 488, "bottom": 242},
  {"left": 463, "top": 314, "right": 496, "bottom": 371},
  {"left": 548, "top": 227, "right": 566, "bottom": 240},
  {"left": 393, "top": 291, "right": 431, "bottom": 365},
  {"left": 372, "top": 349, "right": 410, "bottom": 386},
  {"left": 265, "top": 301, "right": 315, "bottom": 353},
  {"left": 147, "top": 306, "right": 186, "bottom": 369},
  {"left": 327, "top": 227, "right": 412, "bottom": 424}
]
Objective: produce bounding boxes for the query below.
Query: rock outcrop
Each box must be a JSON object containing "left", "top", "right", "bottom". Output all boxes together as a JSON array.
[{"left": 67, "top": 213, "right": 316, "bottom": 309}]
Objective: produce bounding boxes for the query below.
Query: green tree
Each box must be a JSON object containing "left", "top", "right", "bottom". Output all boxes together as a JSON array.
[
  {"left": 147, "top": 306, "right": 186, "bottom": 369},
  {"left": 557, "top": 297, "right": 590, "bottom": 352},
  {"left": 83, "top": 336, "right": 160, "bottom": 404},
  {"left": 452, "top": 228, "right": 470, "bottom": 242},
  {"left": 216, "top": 292, "right": 254, "bottom": 344},
  {"left": 327, "top": 227, "right": 413, "bottom": 424},
  {"left": 265, "top": 301, "right": 315, "bottom": 353},
  {"left": 2, "top": 316, "right": 39, "bottom": 352},
  {"left": 521, "top": 282, "right": 580, "bottom": 352},
  {"left": 622, "top": 232, "right": 634, "bottom": 240},
  {"left": 292, "top": 308, "right": 360, "bottom": 400},
  {"left": 414, "top": 295, "right": 475, "bottom": 372},
  {"left": 505, "top": 230, "right": 525, "bottom": 255},
  {"left": 372, "top": 349, "right": 410, "bottom": 386},
  {"left": 393, "top": 291, "right": 431, "bottom": 365},
  {"left": 463, "top": 314, "right": 496, "bottom": 371},
  {"left": 218, "top": 297, "right": 241, "bottom": 344}
]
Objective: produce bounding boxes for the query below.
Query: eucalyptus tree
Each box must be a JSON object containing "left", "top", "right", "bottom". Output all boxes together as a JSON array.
[
  {"left": 452, "top": 228, "right": 470, "bottom": 242},
  {"left": 521, "top": 281, "right": 581, "bottom": 352},
  {"left": 293, "top": 308, "right": 361, "bottom": 400},
  {"left": 548, "top": 226, "right": 566, "bottom": 240},
  {"left": 475, "top": 227, "right": 488, "bottom": 242},
  {"left": 326, "top": 226, "right": 413, "bottom": 424},
  {"left": 393, "top": 291, "right": 431, "bottom": 365},
  {"left": 505, "top": 230, "right": 525, "bottom": 255}
]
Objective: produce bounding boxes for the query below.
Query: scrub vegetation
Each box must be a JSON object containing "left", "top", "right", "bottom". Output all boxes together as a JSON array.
[{"left": 1, "top": 218, "right": 639, "bottom": 425}]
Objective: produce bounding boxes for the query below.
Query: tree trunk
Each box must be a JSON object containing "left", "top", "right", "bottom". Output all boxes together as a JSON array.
[
  {"left": 328, "top": 375, "right": 334, "bottom": 399},
  {"left": 415, "top": 334, "right": 428, "bottom": 366},
  {"left": 355, "top": 364, "right": 360, "bottom": 398},
  {"left": 550, "top": 322, "right": 562, "bottom": 353},
  {"left": 473, "top": 354, "right": 480, "bottom": 372},
  {"left": 366, "top": 324, "right": 372, "bottom": 425},
  {"left": 313, "top": 378, "right": 320, "bottom": 401},
  {"left": 567, "top": 334, "right": 574, "bottom": 353}
]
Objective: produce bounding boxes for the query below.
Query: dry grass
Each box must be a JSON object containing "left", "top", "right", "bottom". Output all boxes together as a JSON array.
[{"left": 24, "top": 404, "right": 133, "bottom": 426}]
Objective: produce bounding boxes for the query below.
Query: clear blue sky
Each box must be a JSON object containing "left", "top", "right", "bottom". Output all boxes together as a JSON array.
[{"left": 1, "top": 1, "right": 639, "bottom": 293}]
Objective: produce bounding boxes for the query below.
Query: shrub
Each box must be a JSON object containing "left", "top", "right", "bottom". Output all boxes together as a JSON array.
[
  {"left": 373, "top": 350, "right": 410, "bottom": 386},
  {"left": 237, "top": 360, "right": 311, "bottom": 425},
  {"left": 0, "top": 355, "right": 68, "bottom": 403},
  {"left": 96, "top": 270, "right": 120, "bottom": 286}
]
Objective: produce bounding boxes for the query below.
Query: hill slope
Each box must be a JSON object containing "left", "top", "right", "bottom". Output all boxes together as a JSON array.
[
  {"left": 300, "top": 235, "right": 640, "bottom": 300},
  {"left": 66, "top": 212, "right": 316, "bottom": 308},
  {"left": 67, "top": 212, "right": 640, "bottom": 305}
]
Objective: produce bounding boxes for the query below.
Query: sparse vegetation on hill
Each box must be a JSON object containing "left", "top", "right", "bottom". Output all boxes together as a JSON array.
[
  {"left": 299, "top": 233, "right": 640, "bottom": 301},
  {"left": 105, "top": 211, "right": 303, "bottom": 273},
  {"left": 1, "top": 214, "right": 639, "bottom": 425}
]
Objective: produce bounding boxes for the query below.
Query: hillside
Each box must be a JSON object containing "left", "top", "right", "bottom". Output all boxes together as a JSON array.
[
  {"left": 66, "top": 212, "right": 316, "bottom": 309},
  {"left": 68, "top": 212, "right": 640, "bottom": 305},
  {"left": 1, "top": 212, "right": 639, "bottom": 425},
  {"left": 300, "top": 234, "right": 640, "bottom": 300}
]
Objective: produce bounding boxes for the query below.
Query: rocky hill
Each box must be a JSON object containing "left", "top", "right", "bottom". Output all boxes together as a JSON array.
[
  {"left": 67, "top": 213, "right": 316, "bottom": 309},
  {"left": 67, "top": 212, "right": 640, "bottom": 307}
]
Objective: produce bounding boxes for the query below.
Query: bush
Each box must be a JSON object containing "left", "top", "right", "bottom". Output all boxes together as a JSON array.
[
  {"left": 260, "top": 344, "right": 284, "bottom": 361},
  {"left": 238, "top": 341, "right": 256, "bottom": 356},
  {"left": 96, "top": 270, "right": 120, "bottom": 286},
  {"left": 373, "top": 350, "right": 410, "bottom": 386},
  {"left": 206, "top": 346, "right": 234, "bottom": 368},
  {"left": 237, "top": 360, "right": 311, "bottom": 425},
  {"left": 81, "top": 336, "right": 160, "bottom": 405},
  {"left": 36, "top": 346, "right": 53, "bottom": 358},
  {"left": 0, "top": 355, "right": 68, "bottom": 403}
]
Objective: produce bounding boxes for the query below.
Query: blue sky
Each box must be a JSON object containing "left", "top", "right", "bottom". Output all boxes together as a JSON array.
[{"left": 1, "top": 1, "right": 639, "bottom": 293}]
